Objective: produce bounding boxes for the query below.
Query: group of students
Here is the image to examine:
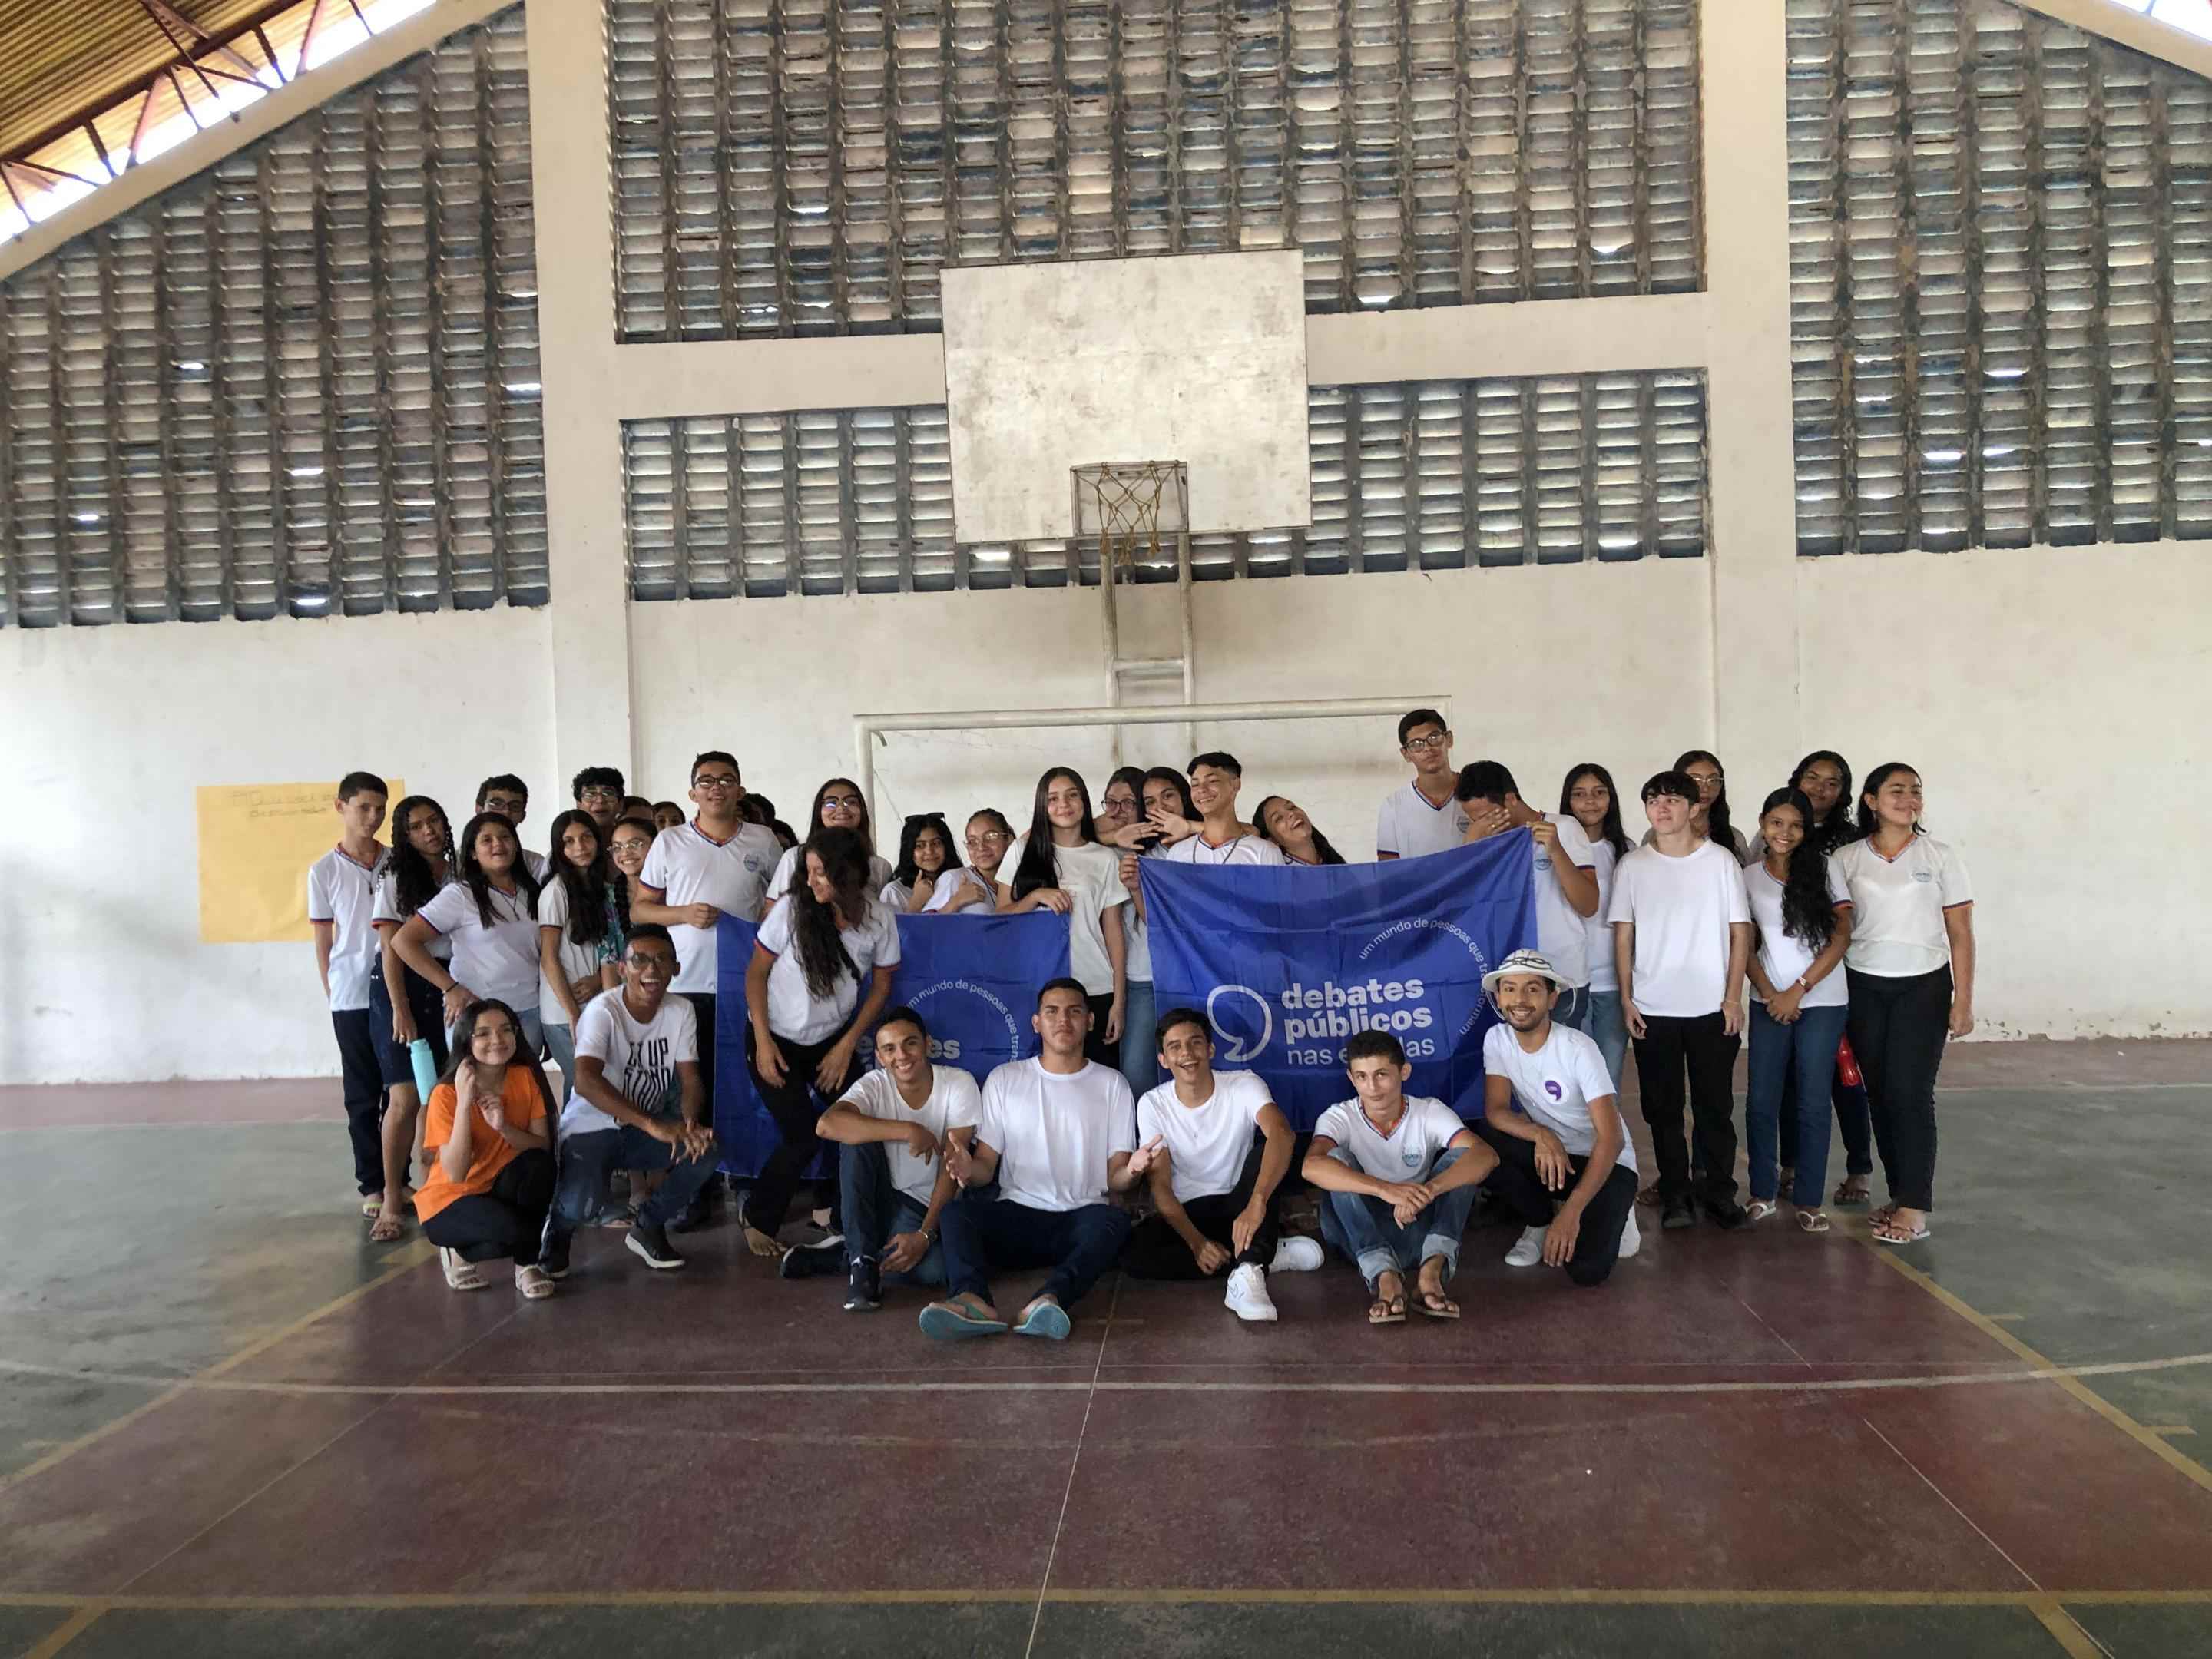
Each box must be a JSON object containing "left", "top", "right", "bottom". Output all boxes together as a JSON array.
[{"left": 304, "top": 707, "right": 1975, "bottom": 1316}]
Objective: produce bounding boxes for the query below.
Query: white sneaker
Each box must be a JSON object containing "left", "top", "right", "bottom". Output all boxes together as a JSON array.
[
  {"left": 1505, "top": 1226, "right": 1547, "bottom": 1267},
  {"left": 1224, "top": 1263, "right": 1279, "bottom": 1322},
  {"left": 1619, "top": 1207, "right": 1641, "bottom": 1260},
  {"left": 1269, "top": 1235, "right": 1323, "bottom": 1273}
]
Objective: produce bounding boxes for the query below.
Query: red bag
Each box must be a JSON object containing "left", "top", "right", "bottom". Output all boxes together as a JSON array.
[{"left": 1835, "top": 1034, "right": 1863, "bottom": 1088}]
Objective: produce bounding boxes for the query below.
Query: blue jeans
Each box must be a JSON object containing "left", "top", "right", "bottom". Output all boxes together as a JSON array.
[
  {"left": 1118, "top": 979, "right": 1161, "bottom": 1100},
  {"left": 939, "top": 1197, "right": 1131, "bottom": 1311},
  {"left": 542, "top": 1019, "right": 578, "bottom": 1095},
  {"left": 839, "top": 1140, "right": 947, "bottom": 1286},
  {"left": 1747, "top": 1000, "right": 1850, "bottom": 1207},
  {"left": 549, "top": 1124, "right": 719, "bottom": 1238},
  {"left": 1316, "top": 1146, "right": 1479, "bottom": 1289},
  {"left": 1585, "top": 991, "right": 1629, "bottom": 1094}
]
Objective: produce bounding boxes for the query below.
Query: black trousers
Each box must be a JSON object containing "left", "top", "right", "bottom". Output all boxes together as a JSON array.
[
  {"left": 743, "top": 1026, "right": 849, "bottom": 1237},
  {"left": 330, "top": 1008, "right": 387, "bottom": 1196},
  {"left": 687, "top": 993, "right": 719, "bottom": 1127},
  {"left": 1475, "top": 1122, "right": 1639, "bottom": 1288},
  {"left": 1084, "top": 992, "right": 1121, "bottom": 1070},
  {"left": 1631, "top": 1011, "right": 1740, "bottom": 1207},
  {"left": 1846, "top": 965, "right": 1952, "bottom": 1212},
  {"left": 422, "top": 1147, "right": 555, "bottom": 1266},
  {"left": 1121, "top": 1132, "right": 1281, "bottom": 1278}
]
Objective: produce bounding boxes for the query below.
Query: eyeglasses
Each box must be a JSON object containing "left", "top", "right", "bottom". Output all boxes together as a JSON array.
[
  {"left": 580, "top": 787, "right": 621, "bottom": 802},
  {"left": 482, "top": 798, "right": 525, "bottom": 814},
  {"left": 967, "top": 830, "right": 1010, "bottom": 846},
  {"left": 1402, "top": 734, "right": 1449, "bottom": 752},
  {"left": 693, "top": 775, "right": 740, "bottom": 790},
  {"left": 1100, "top": 796, "right": 1137, "bottom": 813},
  {"left": 611, "top": 837, "right": 651, "bottom": 855}
]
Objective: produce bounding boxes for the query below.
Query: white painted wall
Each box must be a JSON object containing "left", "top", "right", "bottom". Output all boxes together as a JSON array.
[{"left": 0, "top": 607, "right": 553, "bottom": 1084}]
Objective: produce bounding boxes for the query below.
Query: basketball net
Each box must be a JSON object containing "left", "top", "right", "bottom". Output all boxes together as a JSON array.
[{"left": 1076, "top": 462, "right": 1181, "bottom": 580}]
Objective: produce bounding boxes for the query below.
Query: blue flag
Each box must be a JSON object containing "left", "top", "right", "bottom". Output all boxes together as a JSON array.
[
  {"left": 1141, "top": 833, "right": 1538, "bottom": 1130},
  {"left": 712, "top": 910, "right": 1071, "bottom": 1177}
]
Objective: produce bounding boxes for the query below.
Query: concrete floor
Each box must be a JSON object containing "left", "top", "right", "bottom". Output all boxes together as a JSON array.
[{"left": 1, "top": 1041, "right": 2208, "bottom": 1657}]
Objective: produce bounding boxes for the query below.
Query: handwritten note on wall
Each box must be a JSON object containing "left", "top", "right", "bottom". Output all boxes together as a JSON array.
[{"left": 197, "top": 780, "right": 402, "bottom": 944}]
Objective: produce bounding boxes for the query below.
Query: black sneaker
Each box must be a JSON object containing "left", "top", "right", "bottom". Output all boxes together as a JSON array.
[
  {"left": 1661, "top": 1197, "right": 1697, "bottom": 1230},
  {"left": 778, "top": 1239, "right": 843, "bottom": 1280},
  {"left": 625, "top": 1223, "right": 686, "bottom": 1270},
  {"left": 1705, "top": 1200, "right": 1751, "bottom": 1230},
  {"left": 845, "top": 1257, "right": 882, "bottom": 1312},
  {"left": 541, "top": 1233, "right": 571, "bottom": 1281}
]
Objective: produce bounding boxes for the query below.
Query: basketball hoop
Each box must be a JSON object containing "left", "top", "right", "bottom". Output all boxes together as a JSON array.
[{"left": 1073, "top": 461, "right": 1189, "bottom": 580}]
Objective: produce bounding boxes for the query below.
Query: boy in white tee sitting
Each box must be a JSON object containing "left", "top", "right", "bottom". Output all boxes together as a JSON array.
[
  {"left": 1303, "top": 1031, "right": 1497, "bottom": 1323},
  {"left": 803, "top": 1006, "right": 981, "bottom": 1312},
  {"left": 919, "top": 979, "right": 1141, "bottom": 1343},
  {"left": 1119, "top": 1007, "right": 1322, "bottom": 1322},
  {"left": 1476, "top": 949, "right": 1642, "bottom": 1287}
]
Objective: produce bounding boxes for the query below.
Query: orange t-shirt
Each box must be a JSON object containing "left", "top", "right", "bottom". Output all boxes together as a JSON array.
[{"left": 414, "top": 1067, "right": 548, "bottom": 1223}]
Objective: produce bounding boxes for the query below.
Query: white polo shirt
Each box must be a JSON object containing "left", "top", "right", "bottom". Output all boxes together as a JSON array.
[
  {"left": 416, "top": 880, "right": 542, "bottom": 1012},
  {"left": 1482, "top": 1022, "right": 1636, "bottom": 1172},
  {"left": 836, "top": 1064, "right": 982, "bottom": 1206},
  {"left": 1313, "top": 1094, "right": 1468, "bottom": 1182},
  {"left": 767, "top": 843, "right": 895, "bottom": 906},
  {"left": 1135, "top": 1068, "right": 1274, "bottom": 1204},
  {"left": 975, "top": 1058, "right": 1137, "bottom": 1213},
  {"left": 1832, "top": 834, "right": 1972, "bottom": 979},
  {"left": 638, "top": 819, "right": 784, "bottom": 993},
  {"left": 1606, "top": 839, "right": 1752, "bottom": 1018},
  {"left": 1161, "top": 830, "right": 1288, "bottom": 868},
  {"left": 1744, "top": 857, "right": 1853, "bottom": 1008},
  {"left": 372, "top": 869, "right": 452, "bottom": 963},
  {"left": 1375, "top": 781, "right": 1471, "bottom": 860},
  {"left": 754, "top": 893, "right": 902, "bottom": 1044},
  {"left": 306, "top": 844, "right": 390, "bottom": 1012}
]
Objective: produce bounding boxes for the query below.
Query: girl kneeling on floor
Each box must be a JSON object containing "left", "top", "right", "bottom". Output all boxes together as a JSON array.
[{"left": 418, "top": 999, "right": 561, "bottom": 1298}]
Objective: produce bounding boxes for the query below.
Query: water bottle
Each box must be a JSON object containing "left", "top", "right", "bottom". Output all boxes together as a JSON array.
[{"left": 409, "top": 1038, "right": 439, "bottom": 1098}]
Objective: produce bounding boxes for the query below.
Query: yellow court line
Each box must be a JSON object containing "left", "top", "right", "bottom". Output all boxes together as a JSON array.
[
  {"left": 0, "top": 1247, "right": 431, "bottom": 1499},
  {"left": 20, "top": 1604, "right": 105, "bottom": 1659},
  {"left": 1859, "top": 1243, "right": 2212, "bottom": 1498},
  {"left": 2029, "top": 1597, "right": 2107, "bottom": 1659}
]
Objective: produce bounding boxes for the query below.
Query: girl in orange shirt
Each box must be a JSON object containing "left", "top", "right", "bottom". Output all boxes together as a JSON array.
[{"left": 417, "top": 1000, "right": 560, "bottom": 1296}]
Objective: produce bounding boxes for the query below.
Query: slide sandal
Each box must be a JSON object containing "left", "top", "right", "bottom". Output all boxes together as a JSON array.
[
  {"left": 1871, "top": 1217, "right": 1929, "bottom": 1246},
  {"left": 1013, "top": 1302, "right": 1072, "bottom": 1341},
  {"left": 918, "top": 1302, "right": 1007, "bottom": 1341}
]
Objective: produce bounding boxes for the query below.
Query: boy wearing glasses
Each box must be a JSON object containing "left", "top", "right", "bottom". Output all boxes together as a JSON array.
[
  {"left": 1375, "top": 708, "right": 1470, "bottom": 861},
  {"left": 571, "top": 767, "right": 628, "bottom": 832}
]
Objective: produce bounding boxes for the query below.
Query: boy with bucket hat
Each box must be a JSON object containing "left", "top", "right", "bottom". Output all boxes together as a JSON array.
[{"left": 1477, "top": 949, "right": 1642, "bottom": 1286}]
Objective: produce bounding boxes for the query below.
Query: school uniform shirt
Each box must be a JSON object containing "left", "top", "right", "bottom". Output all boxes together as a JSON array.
[
  {"left": 1604, "top": 839, "right": 1752, "bottom": 1019},
  {"left": 1313, "top": 1094, "right": 1468, "bottom": 1183},
  {"left": 1583, "top": 839, "right": 1621, "bottom": 994},
  {"left": 640, "top": 820, "right": 785, "bottom": 994},
  {"left": 415, "top": 1065, "right": 548, "bottom": 1224},
  {"left": 1482, "top": 1022, "right": 1637, "bottom": 1174},
  {"left": 371, "top": 870, "right": 452, "bottom": 962},
  {"left": 767, "top": 843, "right": 896, "bottom": 906},
  {"left": 976, "top": 1058, "right": 1137, "bottom": 1213},
  {"left": 537, "top": 877, "right": 617, "bottom": 1023},
  {"left": 1375, "top": 781, "right": 1472, "bottom": 859},
  {"left": 878, "top": 871, "right": 979, "bottom": 915},
  {"left": 561, "top": 988, "right": 697, "bottom": 1136},
  {"left": 1744, "top": 858, "right": 1853, "bottom": 1008},
  {"left": 416, "top": 881, "right": 543, "bottom": 1012},
  {"left": 1160, "top": 830, "right": 1289, "bottom": 867},
  {"left": 1531, "top": 813, "right": 1600, "bottom": 988},
  {"left": 522, "top": 849, "right": 549, "bottom": 882},
  {"left": 1641, "top": 823, "right": 1751, "bottom": 862},
  {"left": 1122, "top": 883, "right": 1153, "bottom": 981},
  {"left": 755, "top": 894, "right": 902, "bottom": 1045},
  {"left": 999, "top": 836, "right": 1130, "bottom": 998},
  {"left": 1135, "top": 1068, "right": 1274, "bottom": 1204},
  {"left": 306, "top": 844, "right": 390, "bottom": 1012},
  {"left": 1831, "top": 834, "right": 1972, "bottom": 979},
  {"left": 836, "top": 1064, "right": 982, "bottom": 1207}
]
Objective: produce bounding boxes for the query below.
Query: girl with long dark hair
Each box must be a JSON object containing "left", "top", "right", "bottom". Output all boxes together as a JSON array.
[
  {"left": 393, "top": 811, "right": 546, "bottom": 1055},
  {"left": 766, "top": 777, "right": 894, "bottom": 903},
  {"left": 997, "top": 767, "right": 1131, "bottom": 1068},
  {"left": 1675, "top": 749, "right": 1745, "bottom": 860},
  {"left": 1100, "top": 767, "right": 1161, "bottom": 1096},
  {"left": 1561, "top": 764, "right": 1633, "bottom": 1090},
  {"left": 607, "top": 813, "right": 657, "bottom": 934},
  {"left": 1831, "top": 763, "right": 1976, "bottom": 1245},
  {"left": 538, "top": 810, "right": 621, "bottom": 1090},
  {"left": 741, "top": 826, "right": 902, "bottom": 1258},
  {"left": 1254, "top": 796, "right": 1349, "bottom": 866},
  {"left": 366, "top": 795, "right": 455, "bottom": 1241},
  {"left": 1742, "top": 789, "right": 1855, "bottom": 1231},
  {"left": 882, "top": 813, "right": 990, "bottom": 914},
  {"left": 418, "top": 998, "right": 558, "bottom": 1296}
]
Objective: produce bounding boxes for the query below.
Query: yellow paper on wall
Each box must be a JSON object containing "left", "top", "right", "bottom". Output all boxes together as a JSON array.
[{"left": 197, "top": 780, "right": 402, "bottom": 945}]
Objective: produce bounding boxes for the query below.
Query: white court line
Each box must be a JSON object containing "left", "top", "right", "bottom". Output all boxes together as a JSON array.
[{"left": 0, "top": 1351, "right": 2207, "bottom": 1399}]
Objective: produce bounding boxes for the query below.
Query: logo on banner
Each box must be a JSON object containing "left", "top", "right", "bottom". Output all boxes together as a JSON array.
[{"left": 1201, "top": 921, "right": 1495, "bottom": 1069}]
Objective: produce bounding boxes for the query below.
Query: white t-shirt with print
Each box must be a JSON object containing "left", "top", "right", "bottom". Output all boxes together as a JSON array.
[
  {"left": 306, "top": 845, "right": 390, "bottom": 1012},
  {"left": 767, "top": 843, "right": 896, "bottom": 906},
  {"left": 1744, "top": 858, "right": 1853, "bottom": 1009},
  {"left": 1583, "top": 838, "right": 1621, "bottom": 993},
  {"left": 1375, "top": 781, "right": 1471, "bottom": 859},
  {"left": 755, "top": 894, "right": 902, "bottom": 1044},
  {"left": 1833, "top": 834, "right": 1973, "bottom": 979},
  {"left": 373, "top": 869, "right": 452, "bottom": 963},
  {"left": 537, "top": 877, "right": 617, "bottom": 1025},
  {"left": 1313, "top": 1094, "right": 1469, "bottom": 1183},
  {"left": 1135, "top": 1068, "right": 1273, "bottom": 1204},
  {"left": 1160, "top": 831, "right": 1288, "bottom": 868},
  {"left": 1606, "top": 839, "right": 1752, "bottom": 1018},
  {"left": 1482, "top": 1022, "right": 1637, "bottom": 1172},
  {"left": 1529, "top": 813, "right": 1600, "bottom": 989},
  {"left": 417, "top": 880, "right": 542, "bottom": 1012},
  {"left": 836, "top": 1064, "right": 982, "bottom": 1207},
  {"left": 975, "top": 1058, "right": 1137, "bottom": 1213},
  {"left": 639, "top": 820, "right": 785, "bottom": 993},
  {"left": 999, "top": 836, "right": 1130, "bottom": 998},
  {"left": 561, "top": 989, "right": 697, "bottom": 1136}
]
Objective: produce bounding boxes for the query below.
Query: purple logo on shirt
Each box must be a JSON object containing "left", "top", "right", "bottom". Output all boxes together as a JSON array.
[{"left": 1544, "top": 1079, "right": 1564, "bottom": 1101}]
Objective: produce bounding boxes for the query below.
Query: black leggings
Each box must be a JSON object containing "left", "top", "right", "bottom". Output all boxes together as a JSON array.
[
  {"left": 1121, "top": 1132, "right": 1281, "bottom": 1278},
  {"left": 1846, "top": 965, "right": 1952, "bottom": 1212},
  {"left": 1084, "top": 992, "right": 1121, "bottom": 1070},
  {"left": 743, "top": 1026, "right": 853, "bottom": 1238},
  {"left": 422, "top": 1147, "right": 555, "bottom": 1267}
]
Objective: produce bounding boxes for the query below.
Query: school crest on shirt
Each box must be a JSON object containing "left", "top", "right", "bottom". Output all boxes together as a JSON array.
[
  {"left": 1911, "top": 869, "right": 1933, "bottom": 883},
  {"left": 744, "top": 854, "right": 765, "bottom": 873},
  {"left": 1403, "top": 1149, "right": 1422, "bottom": 1167}
]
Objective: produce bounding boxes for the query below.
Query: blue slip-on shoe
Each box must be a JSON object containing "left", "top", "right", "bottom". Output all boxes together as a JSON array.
[
  {"left": 1012, "top": 1302, "right": 1071, "bottom": 1341},
  {"left": 919, "top": 1301, "right": 1008, "bottom": 1341}
]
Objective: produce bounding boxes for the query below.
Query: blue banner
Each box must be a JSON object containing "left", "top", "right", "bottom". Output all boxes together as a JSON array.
[
  {"left": 1141, "top": 833, "right": 1537, "bottom": 1131},
  {"left": 711, "top": 910, "right": 1071, "bottom": 1177}
]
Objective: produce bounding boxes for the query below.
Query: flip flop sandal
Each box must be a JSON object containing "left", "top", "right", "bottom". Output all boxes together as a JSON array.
[
  {"left": 1872, "top": 1223, "right": 1929, "bottom": 1245},
  {"left": 1368, "top": 1294, "right": 1408, "bottom": 1326},
  {"left": 361, "top": 1195, "right": 384, "bottom": 1219},
  {"left": 919, "top": 1302, "right": 1008, "bottom": 1340},
  {"left": 1013, "top": 1302, "right": 1072, "bottom": 1341},
  {"left": 1745, "top": 1200, "right": 1780, "bottom": 1223},
  {"left": 1415, "top": 1290, "right": 1460, "bottom": 1320},
  {"left": 1832, "top": 1182, "right": 1872, "bottom": 1210},
  {"left": 1796, "top": 1209, "right": 1832, "bottom": 1234}
]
